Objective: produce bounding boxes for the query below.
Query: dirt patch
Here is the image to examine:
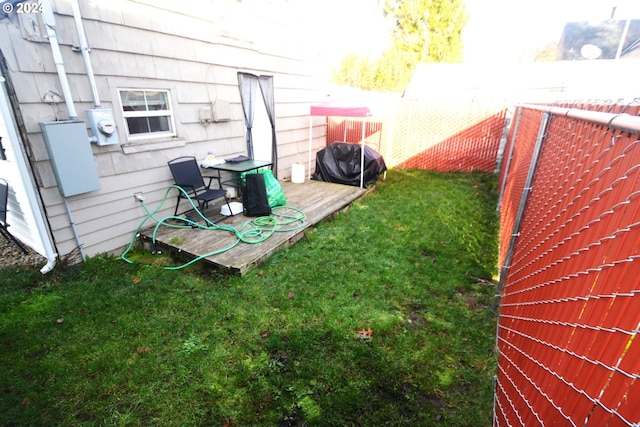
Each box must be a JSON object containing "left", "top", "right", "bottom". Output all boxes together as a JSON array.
[{"left": 0, "top": 235, "right": 45, "bottom": 270}]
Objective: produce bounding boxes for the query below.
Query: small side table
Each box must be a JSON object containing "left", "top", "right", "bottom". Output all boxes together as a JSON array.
[{"left": 202, "top": 159, "right": 273, "bottom": 197}]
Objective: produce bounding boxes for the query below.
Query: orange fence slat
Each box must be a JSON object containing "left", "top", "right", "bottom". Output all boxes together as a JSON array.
[{"left": 495, "top": 101, "right": 640, "bottom": 427}]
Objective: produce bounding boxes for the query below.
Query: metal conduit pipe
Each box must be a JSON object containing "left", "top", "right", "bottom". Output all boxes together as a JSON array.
[
  {"left": 63, "top": 197, "right": 86, "bottom": 261},
  {"left": 40, "top": 0, "right": 78, "bottom": 120},
  {"left": 40, "top": 0, "right": 87, "bottom": 261},
  {"left": 70, "top": 0, "right": 100, "bottom": 108},
  {"left": 519, "top": 104, "right": 640, "bottom": 135}
]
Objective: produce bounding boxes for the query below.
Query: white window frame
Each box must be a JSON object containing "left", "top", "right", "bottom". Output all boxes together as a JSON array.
[{"left": 118, "top": 88, "right": 177, "bottom": 141}]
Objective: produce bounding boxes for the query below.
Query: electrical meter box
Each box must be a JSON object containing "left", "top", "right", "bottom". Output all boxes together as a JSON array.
[
  {"left": 40, "top": 120, "right": 101, "bottom": 197},
  {"left": 86, "top": 108, "right": 119, "bottom": 146},
  {"left": 212, "top": 99, "right": 231, "bottom": 122}
]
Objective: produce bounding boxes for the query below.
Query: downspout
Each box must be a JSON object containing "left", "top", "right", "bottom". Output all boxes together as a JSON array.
[
  {"left": 70, "top": 0, "right": 100, "bottom": 107},
  {"left": 40, "top": 254, "right": 57, "bottom": 273},
  {"left": 40, "top": 0, "right": 86, "bottom": 261}
]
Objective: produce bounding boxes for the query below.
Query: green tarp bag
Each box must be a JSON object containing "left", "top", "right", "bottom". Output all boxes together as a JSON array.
[
  {"left": 259, "top": 169, "right": 286, "bottom": 208},
  {"left": 241, "top": 168, "right": 286, "bottom": 208}
]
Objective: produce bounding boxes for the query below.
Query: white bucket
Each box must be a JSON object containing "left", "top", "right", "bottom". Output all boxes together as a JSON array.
[
  {"left": 221, "top": 202, "right": 243, "bottom": 216},
  {"left": 291, "top": 162, "right": 305, "bottom": 184},
  {"left": 224, "top": 186, "right": 237, "bottom": 199}
]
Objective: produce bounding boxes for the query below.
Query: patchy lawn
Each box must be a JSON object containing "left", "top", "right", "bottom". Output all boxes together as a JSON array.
[{"left": 0, "top": 169, "right": 499, "bottom": 426}]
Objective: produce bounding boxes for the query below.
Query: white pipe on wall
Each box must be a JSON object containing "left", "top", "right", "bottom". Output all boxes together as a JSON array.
[
  {"left": 40, "top": 0, "right": 78, "bottom": 120},
  {"left": 70, "top": 0, "right": 101, "bottom": 107}
]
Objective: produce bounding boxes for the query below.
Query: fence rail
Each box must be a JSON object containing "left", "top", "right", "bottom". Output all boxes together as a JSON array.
[{"left": 495, "top": 102, "right": 640, "bottom": 426}]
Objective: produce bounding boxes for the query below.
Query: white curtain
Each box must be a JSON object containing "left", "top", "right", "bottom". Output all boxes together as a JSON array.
[{"left": 237, "top": 72, "right": 278, "bottom": 177}]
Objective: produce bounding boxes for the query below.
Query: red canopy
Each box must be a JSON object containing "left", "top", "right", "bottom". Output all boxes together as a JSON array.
[
  {"left": 308, "top": 98, "right": 371, "bottom": 188},
  {"left": 310, "top": 99, "right": 372, "bottom": 117}
]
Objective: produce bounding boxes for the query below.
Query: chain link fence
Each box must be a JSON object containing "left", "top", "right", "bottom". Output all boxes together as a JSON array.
[
  {"left": 325, "top": 96, "right": 508, "bottom": 173},
  {"left": 495, "top": 101, "right": 640, "bottom": 426},
  {"left": 323, "top": 66, "right": 640, "bottom": 425}
]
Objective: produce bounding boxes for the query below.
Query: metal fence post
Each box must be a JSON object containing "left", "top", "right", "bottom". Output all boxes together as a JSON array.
[
  {"left": 497, "top": 107, "right": 522, "bottom": 211},
  {"left": 494, "top": 109, "right": 513, "bottom": 174},
  {"left": 495, "top": 111, "right": 550, "bottom": 305}
]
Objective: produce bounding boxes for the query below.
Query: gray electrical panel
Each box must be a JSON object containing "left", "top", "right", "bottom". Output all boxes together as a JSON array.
[{"left": 40, "top": 120, "right": 101, "bottom": 197}]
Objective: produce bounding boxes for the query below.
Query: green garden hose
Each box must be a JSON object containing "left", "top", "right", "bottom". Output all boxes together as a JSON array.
[{"left": 121, "top": 185, "right": 306, "bottom": 270}]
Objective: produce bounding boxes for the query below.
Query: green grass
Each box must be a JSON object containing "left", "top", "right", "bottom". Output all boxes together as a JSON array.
[{"left": 0, "top": 169, "right": 499, "bottom": 426}]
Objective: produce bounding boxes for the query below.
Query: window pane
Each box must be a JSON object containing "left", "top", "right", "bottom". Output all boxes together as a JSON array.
[
  {"left": 126, "top": 117, "right": 150, "bottom": 134},
  {"left": 145, "top": 91, "right": 169, "bottom": 111},
  {"left": 120, "top": 89, "right": 174, "bottom": 139},
  {"left": 126, "top": 116, "right": 172, "bottom": 135},
  {"left": 148, "top": 116, "right": 171, "bottom": 132},
  {"left": 120, "top": 90, "right": 147, "bottom": 112}
]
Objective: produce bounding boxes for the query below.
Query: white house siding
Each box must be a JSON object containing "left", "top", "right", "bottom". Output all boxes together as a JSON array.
[
  {"left": 0, "top": 74, "right": 57, "bottom": 268},
  {"left": 0, "top": 0, "right": 328, "bottom": 261},
  {"left": 0, "top": 79, "right": 33, "bottom": 243}
]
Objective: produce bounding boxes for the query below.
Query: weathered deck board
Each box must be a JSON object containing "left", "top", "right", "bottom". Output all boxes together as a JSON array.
[{"left": 144, "top": 180, "right": 367, "bottom": 275}]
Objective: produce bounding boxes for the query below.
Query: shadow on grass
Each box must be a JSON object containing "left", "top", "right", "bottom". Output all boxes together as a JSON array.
[{"left": 0, "top": 169, "right": 499, "bottom": 426}]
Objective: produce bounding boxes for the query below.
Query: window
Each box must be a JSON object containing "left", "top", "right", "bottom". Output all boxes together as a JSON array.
[{"left": 118, "top": 89, "right": 176, "bottom": 140}]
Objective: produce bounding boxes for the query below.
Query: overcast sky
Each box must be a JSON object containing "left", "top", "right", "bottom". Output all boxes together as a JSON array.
[
  {"left": 295, "top": 0, "right": 640, "bottom": 65},
  {"left": 462, "top": 0, "right": 640, "bottom": 62}
]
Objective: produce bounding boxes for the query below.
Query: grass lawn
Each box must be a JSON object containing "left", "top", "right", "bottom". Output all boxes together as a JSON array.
[{"left": 0, "top": 169, "right": 499, "bottom": 426}]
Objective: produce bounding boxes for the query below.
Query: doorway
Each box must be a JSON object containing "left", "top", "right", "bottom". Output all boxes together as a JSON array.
[
  {"left": 252, "top": 93, "right": 272, "bottom": 163},
  {"left": 237, "top": 72, "right": 278, "bottom": 175}
]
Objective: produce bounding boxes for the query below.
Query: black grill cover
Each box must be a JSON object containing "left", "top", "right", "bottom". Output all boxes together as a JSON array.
[{"left": 312, "top": 142, "right": 387, "bottom": 187}]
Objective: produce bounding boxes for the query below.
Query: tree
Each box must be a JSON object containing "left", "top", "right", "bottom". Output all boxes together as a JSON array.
[
  {"left": 333, "top": 0, "right": 468, "bottom": 92},
  {"left": 532, "top": 42, "right": 560, "bottom": 62}
]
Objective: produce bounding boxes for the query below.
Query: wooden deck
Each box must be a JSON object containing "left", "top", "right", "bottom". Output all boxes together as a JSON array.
[{"left": 143, "top": 180, "right": 367, "bottom": 275}]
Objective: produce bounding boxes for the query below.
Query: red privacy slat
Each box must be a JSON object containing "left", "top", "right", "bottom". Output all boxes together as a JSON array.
[
  {"left": 324, "top": 99, "right": 508, "bottom": 174},
  {"left": 495, "top": 101, "right": 640, "bottom": 427}
]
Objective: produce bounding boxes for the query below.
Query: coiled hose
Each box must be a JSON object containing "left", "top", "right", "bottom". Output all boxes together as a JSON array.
[{"left": 121, "top": 185, "right": 306, "bottom": 270}]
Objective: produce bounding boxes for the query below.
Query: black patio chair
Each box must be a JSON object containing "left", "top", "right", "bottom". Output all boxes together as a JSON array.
[
  {"left": 168, "top": 156, "right": 232, "bottom": 217},
  {"left": 0, "top": 178, "right": 27, "bottom": 254}
]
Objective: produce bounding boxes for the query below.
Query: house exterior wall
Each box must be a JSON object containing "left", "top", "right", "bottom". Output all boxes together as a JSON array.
[{"left": 0, "top": 0, "right": 328, "bottom": 261}]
